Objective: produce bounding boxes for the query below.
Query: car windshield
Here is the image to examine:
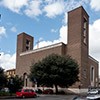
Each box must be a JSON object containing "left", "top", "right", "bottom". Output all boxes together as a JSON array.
[
  {"left": 24, "top": 89, "right": 30, "bottom": 92},
  {"left": 23, "top": 89, "right": 34, "bottom": 92},
  {"left": 17, "top": 89, "right": 21, "bottom": 92},
  {"left": 88, "top": 89, "right": 98, "bottom": 95},
  {"left": 30, "top": 89, "right": 34, "bottom": 92}
]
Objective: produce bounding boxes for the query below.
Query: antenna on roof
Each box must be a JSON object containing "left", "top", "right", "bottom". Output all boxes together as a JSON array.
[
  {"left": 0, "top": 14, "right": 1, "bottom": 23},
  {"left": 0, "top": 14, "right": 1, "bottom": 20},
  {"left": 36, "top": 38, "right": 43, "bottom": 49},
  {"left": 0, "top": 48, "right": 1, "bottom": 56}
]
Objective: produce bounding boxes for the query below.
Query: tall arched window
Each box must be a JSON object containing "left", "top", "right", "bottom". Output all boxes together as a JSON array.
[
  {"left": 23, "top": 73, "right": 28, "bottom": 87},
  {"left": 83, "top": 17, "right": 87, "bottom": 44},
  {"left": 90, "top": 66, "right": 94, "bottom": 86}
]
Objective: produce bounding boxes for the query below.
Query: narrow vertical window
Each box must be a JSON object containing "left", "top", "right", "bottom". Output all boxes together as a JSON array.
[
  {"left": 23, "top": 73, "right": 28, "bottom": 87},
  {"left": 83, "top": 17, "right": 87, "bottom": 44},
  {"left": 83, "top": 69, "right": 86, "bottom": 78},
  {"left": 26, "top": 39, "right": 30, "bottom": 51},
  {"left": 90, "top": 66, "right": 94, "bottom": 83},
  {"left": 90, "top": 66, "right": 95, "bottom": 87},
  {"left": 91, "top": 67, "right": 93, "bottom": 81}
]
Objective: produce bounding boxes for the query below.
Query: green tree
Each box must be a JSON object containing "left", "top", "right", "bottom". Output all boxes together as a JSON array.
[
  {"left": 0, "top": 67, "right": 7, "bottom": 90},
  {"left": 7, "top": 75, "right": 23, "bottom": 93},
  {"left": 29, "top": 54, "right": 79, "bottom": 93}
]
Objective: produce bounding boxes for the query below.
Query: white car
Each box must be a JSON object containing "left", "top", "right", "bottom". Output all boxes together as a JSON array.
[
  {"left": 87, "top": 89, "right": 98, "bottom": 94},
  {"left": 87, "top": 94, "right": 100, "bottom": 100},
  {"left": 87, "top": 89, "right": 100, "bottom": 100},
  {"left": 1, "top": 88, "right": 9, "bottom": 92}
]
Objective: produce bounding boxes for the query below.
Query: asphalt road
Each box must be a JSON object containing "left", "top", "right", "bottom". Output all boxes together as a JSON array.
[{"left": 0, "top": 94, "right": 79, "bottom": 100}]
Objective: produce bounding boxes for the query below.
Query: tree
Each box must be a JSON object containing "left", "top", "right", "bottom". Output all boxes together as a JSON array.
[
  {"left": 29, "top": 53, "right": 79, "bottom": 93},
  {"left": 7, "top": 75, "right": 23, "bottom": 93},
  {"left": 0, "top": 67, "right": 7, "bottom": 90}
]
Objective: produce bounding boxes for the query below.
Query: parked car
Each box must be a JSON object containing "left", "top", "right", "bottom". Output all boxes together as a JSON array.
[
  {"left": 35, "top": 89, "right": 42, "bottom": 94},
  {"left": 0, "top": 88, "right": 9, "bottom": 92},
  {"left": 16, "top": 88, "right": 37, "bottom": 98},
  {"left": 43, "top": 89, "right": 53, "bottom": 94},
  {"left": 87, "top": 89, "right": 98, "bottom": 94},
  {"left": 87, "top": 89, "right": 100, "bottom": 100}
]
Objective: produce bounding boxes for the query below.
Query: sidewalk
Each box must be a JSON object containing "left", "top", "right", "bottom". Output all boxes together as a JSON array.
[{"left": 0, "top": 96, "right": 16, "bottom": 99}]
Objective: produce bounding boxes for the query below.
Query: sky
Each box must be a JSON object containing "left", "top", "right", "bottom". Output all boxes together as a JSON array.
[{"left": 0, "top": 0, "right": 100, "bottom": 73}]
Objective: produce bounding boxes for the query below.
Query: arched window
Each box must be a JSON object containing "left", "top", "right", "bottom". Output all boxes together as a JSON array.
[
  {"left": 83, "top": 17, "right": 87, "bottom": 44},
  {"left": 23, "top": 73, "right": 28, "bottom": 87},
  {"left": 91, "top": 67, "right": 94, "bottom": 81},
  {"left": 90, "top": 66, "right": 94, "bottom": 86}
]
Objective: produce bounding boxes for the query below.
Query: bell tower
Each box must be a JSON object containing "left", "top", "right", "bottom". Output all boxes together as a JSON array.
[
  {"left": 16, "top": 32, "right": 34, "bottom": 76},
  {"left": 67, "top": 6, "right": 89, "bottom": 88},
  {"left": 16, "top": 32, "right": 33, "bottom": 54}
]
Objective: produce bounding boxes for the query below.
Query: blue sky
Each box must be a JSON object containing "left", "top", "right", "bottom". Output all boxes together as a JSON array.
[{"left": 0, "top": 0, "right": 100, "bottom": 73}]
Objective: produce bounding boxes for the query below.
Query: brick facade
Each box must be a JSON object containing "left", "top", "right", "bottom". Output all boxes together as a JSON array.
[{"left": 16, "top": 6, "right": 99, "bottom": 89}]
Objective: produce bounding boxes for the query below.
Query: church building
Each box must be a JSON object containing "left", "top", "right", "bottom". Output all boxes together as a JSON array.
[{"left": 16, "top": 6, "right": 99, "bottom": 91}]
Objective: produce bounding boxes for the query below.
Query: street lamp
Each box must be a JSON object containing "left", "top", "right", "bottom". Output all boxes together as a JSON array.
[{"left": 78, "top": 81, "right": 83, "bottom": 96}]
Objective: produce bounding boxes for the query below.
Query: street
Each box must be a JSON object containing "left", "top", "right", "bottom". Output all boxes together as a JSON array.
[{"left": 1, "top": 94, "right": 79, "bottom": 100}]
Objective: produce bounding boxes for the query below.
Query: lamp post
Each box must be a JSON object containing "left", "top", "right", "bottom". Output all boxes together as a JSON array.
[{"left": 78, "top": 81, "right": 82, "bottom": 96}]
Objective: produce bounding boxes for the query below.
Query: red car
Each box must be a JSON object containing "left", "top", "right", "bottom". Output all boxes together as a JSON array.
[
  {"left": 16, "top": 89, "right": 37, "bottom": 98},
  {"left": 43, "top": 89, "right": 53, "bottom": 94}
]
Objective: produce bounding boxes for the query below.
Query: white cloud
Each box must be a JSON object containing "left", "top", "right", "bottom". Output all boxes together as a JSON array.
[
  {"left": 0, "top": 26, "right": 6, "bottom": 37},
  {"left": 34, "top": 41, "right": 52, "bottom": 49},
  {"left": 43, "top": 1, "right": 65, "bottom": 18},
  {"left": 51, "top": 29, "right": 58, "bottom": 33},
  {"left": 64, "top": 0, "right": 88, "bottom": 12},
  {"left": 1, "top": 0, "right": 28, "bottom": 13},
  {"left": 90, "top": 0, "right": 100, "bottom": 11},
  {"left": 62, "top": 12, "right": 68, "bottom": 25},
  {"left": 59, "top": 25, "right": 67, "bottom": 44},
  {"left": 44, "top": 0, "right": 55, "bottom": 4},
  {"left": 43, "top": 0, "right": 89, "bottom": 18},
  {"left": 89, "top": 19, "right": 100, "bottom": 57},
  {"left": 11, "top": 26, "right": 17, "bottom": 32},
  {"left": 24, "top": 0, "right": 42, "bottom": 18},
  {"left": 89, "top": 19, "right": 100, "bottom": 73},
  {"left": 0, "top": 0, "right": 89, "bottom": 18},
  {"left": 0, "top": 52, "right": 16, "bottom": 71},
  {"left": 34, "top": 25, "right": 67, "bottom": 49}
]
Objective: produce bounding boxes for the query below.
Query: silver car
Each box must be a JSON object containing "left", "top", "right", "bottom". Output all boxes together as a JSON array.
[{"left": 87, "top": 89, "right": 100, "bottom": 100}]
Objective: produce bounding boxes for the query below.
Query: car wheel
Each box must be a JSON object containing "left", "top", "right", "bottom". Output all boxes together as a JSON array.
[
  {"left": 34, "top": 94, "right": 37, "bottom": 98},
  {"left": 22, "top": 95, "right": 25, "bottom": 98}
]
